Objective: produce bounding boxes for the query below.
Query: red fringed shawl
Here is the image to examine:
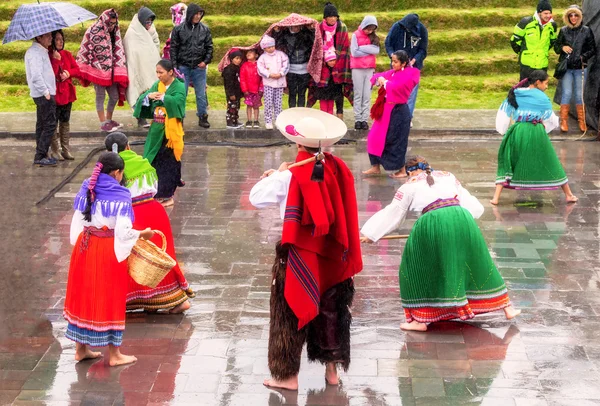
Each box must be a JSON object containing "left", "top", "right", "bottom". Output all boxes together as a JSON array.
[
  {"left": 307, "top": 20, "right": 354, "bottom": 108},
  {"left": 76, "top": 9, "right": 129, "bottom": 106},
  {"left": 281, "top": 151, "right": 363, "bottom": 328}
]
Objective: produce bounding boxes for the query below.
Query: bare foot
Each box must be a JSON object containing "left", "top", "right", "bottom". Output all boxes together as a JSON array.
[
  {"left": 160, "top": 198, "right": 175, "bottom": 207},
  {"left": 490, "top": 199, "right": 499, "bottom": 205},
  {"left": 325, "top": 362, "right": 339, "bottom": 385},
  {"left": 504, "top": 305, "right": 521, "bottom": 320},
  {"left": 75, "top": 344, "right": 102, "bottom": 362},
  {"left": 263, "top": 376, "right": 299, "bottom": 391},
  {"left": 362, "top": 166, "right": 381, "bottom": 176},
  {"left": 400, "top": 321, "right": 428, "bottom": 331},
  {"left": 109, "top": 353, "right": 137, "bottom": 367},
  {"left": 389, "top": 170, "right": 407, "bottom": 179},
  {"left": 169, "top": 300, "right": 191, "bottom": 314},
  {"left": 566, "top": 195, "right": 578, "bottom": 203}
]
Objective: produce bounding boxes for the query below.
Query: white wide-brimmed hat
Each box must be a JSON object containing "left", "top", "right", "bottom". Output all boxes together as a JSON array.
[{"left": 275, "top": 108, "right": 347, "bottom": 148}]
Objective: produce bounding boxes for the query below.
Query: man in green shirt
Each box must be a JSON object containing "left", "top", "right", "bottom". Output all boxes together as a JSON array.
[{"left": 511, "top": 0, "right": 557, "bottom": 80}]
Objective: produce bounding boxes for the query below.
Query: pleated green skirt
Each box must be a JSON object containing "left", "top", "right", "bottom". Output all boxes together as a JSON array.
[
  {"left": 496, "top": 122, "right": 568, "bottom": 189},
  {"left": 399, "top": 206, "right": 510, "bottom": 323}
]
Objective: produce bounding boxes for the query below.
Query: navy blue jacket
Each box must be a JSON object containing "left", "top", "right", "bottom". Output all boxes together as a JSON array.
[{"left": 384, "top": 14, "right": 428, "bottom": 70}]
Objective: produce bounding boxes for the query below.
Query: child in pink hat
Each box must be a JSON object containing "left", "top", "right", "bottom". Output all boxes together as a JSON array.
[
  {"left": 257, "top": 35, "right": 289, "bottom": 129},
  {"left": 314, "top": 50, "right": 342, "bottom": 115}
]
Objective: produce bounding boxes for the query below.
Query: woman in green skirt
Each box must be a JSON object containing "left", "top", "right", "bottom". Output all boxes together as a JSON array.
[
  {"left": 491, "top": 70, "right": 577, "bottom": 205},
  {"left": 361, "top": 156, "right": 520, "bottom": 332},
  {"left": 134, "top": 59, "right": 186, "bottom": 207}
]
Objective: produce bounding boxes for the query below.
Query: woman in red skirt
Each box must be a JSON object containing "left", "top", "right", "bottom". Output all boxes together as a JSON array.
[
  {"left": 105, "top": 132, "right": 193, "bottom": 313},
  {"left": 64, "top": 152, "right": 155, "bottom": 366}
]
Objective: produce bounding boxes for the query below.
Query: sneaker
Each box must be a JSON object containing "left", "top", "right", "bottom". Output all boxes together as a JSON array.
[
  {"left": 245, "top": 121, "right": 253, "bottom": 128},
  {"left": 354, "top": 122, "right": 362, "bottom": 130},
  {"left": 100, "top": 121, "right": 113, "bottom": 132},
  {"left": 265, "top": 122, "right": 273, "bottom": 130},
  {"left": 198, "top": 114, "right": 210, "bottom": 129},
  {"left": 410, "top": 120, "right": 413, "bottom": 128},
  {"left": 362, "top": 121, "right": 369, "bottom": 130},
  {"left": 33, "top": 157, "right": 57, "bottom": 167},
  {"left": 137, "top": 118, "right": 150, "bottom": 128},
  {"left": 110, "top": 120, "right": 122, "bottom": 130},
  {"left": 252, "top": 121, "right": 260, "bottom": 128}
]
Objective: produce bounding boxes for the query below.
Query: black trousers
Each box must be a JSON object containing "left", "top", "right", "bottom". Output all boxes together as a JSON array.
[
  {"left": 33, "top": 96, "right": 57, "bottom": 161},
  {"left": 268, "top": 242, "right": 354, "bottom": 380},
  {"left": 520, "top": 65, "right": 547, "bottom": 81},
  {"left": 287, "top": 73, "right": 311, "bottom": 108},
  {"left": 56, "top": 102, "right": 72, "bottom": 123}
]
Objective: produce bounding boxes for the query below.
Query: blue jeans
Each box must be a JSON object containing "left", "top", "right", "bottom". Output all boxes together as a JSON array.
[
  {"left": 179, "top": 65, "right": 208, "bottom": 117},
  {"left": 560, "top": 68, "right": 587, "bottom": 105},
  {"left": 407, "top": 83, "right": 419, "bottom": 118}
]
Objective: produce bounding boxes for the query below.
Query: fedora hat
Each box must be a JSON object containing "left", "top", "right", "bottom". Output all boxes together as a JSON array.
[{"left": 275, "top": 108, "right": 347, "bottom": 148}]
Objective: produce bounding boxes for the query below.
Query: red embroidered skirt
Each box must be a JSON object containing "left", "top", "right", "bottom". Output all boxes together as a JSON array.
[
  {"left": 64, "top": 227, "right": 128, "bottom": 347},
  {"left": 126, "top": 196, "right": 193, "bottom": 310}
]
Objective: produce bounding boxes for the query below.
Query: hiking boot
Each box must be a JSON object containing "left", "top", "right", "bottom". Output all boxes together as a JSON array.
[
  {"left": 198, "top": 114, "right": 210, "bottom": 129},
  {"left": 34, "top": 157, "right": 57, "bottom": 167},
  {"left": 362, "top": 121, "right": 369, "bottom": 130},
  {"left": 226, "top": 121, "right": 244, "bottom": 129},
  {"left": 354, "top": 122, "right": 362, "bottom": 130}
]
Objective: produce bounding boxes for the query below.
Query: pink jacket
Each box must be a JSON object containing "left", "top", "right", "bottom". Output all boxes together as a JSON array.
[
  {"left": 350, "top": 28, "right": 378, "bottom": 69},
  {"left": 257, "top": 50, "right": 289, "bottom": 88}
]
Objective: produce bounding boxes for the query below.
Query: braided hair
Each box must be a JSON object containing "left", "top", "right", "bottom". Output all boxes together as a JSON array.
[
  {"left": 82, "top": 152, "right": 125, "bottom": 221},
  {"left": 405, "top": 155, "right": 434, "bottom": 186},
  {"left": 507, "top": 70, "right": 549, "bottom": 109}
]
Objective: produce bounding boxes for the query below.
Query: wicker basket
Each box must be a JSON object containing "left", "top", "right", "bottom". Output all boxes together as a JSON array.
[{"left": 128, "top": 230, "right": 176, "bottom": 288}]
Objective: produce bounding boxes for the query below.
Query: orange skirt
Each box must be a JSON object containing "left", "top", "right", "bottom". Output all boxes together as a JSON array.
[
  {"left": 126, "top": 197, "right": 193, "bottom": 310},
  {"left": 64, "top": 227, "right": 128, "bottom": 347}
]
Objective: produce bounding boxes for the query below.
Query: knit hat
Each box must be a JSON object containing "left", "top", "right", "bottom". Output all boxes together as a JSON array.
[
  {"left": 324, "top": 49, "right": 336, "bottom": 62},
  {"left": 537, "top": 0, "right": 552, "bottom": 13},
  {"left": 323, "top": 2, "right": 339, "bottom": 18},
  {"left": 229, "top": 49, "right": 243, "bottom": 61},
  {"left": 260, "top": 35, "right": 275, "bottom": 49}
]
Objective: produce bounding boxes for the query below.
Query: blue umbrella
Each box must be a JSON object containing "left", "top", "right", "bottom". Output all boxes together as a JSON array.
[{"left": 2, "top": 2, "right": 97, "bottom": 44}]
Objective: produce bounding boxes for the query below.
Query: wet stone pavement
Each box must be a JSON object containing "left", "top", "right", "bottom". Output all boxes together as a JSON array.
[{"left": 1, "top": 138, "right": 600, "bottom": 405}]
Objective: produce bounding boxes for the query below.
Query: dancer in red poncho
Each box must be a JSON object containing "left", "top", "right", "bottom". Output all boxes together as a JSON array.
[{"left": 249, "top": 108, "right": 362, "bottom": 390}]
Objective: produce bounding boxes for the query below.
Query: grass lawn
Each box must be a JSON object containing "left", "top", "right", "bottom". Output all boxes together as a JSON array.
[{"left": 0, "top": 77, "right": 558, "bottom": 113}]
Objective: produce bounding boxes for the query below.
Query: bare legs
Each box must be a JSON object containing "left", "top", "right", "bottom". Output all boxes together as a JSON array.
[
  {"left": 491, "top": 183, "right": 578, "bottom": 205},
  {"left": 108, "top": 345, "right": 137, "bottom": 367},
  {"left": 490, "top": 184, "right": 503, "bottom": 205},
  {"left": 263, "top": 362, "right": 340, "bottom": 390},
  {"left": 561, "top": 184, "right": 578, "bottom": 203},
  {"left": 75, "top": 343, "right": 102, "bottom": 362},
  {"left": 401, "top": 305, "right": 521, "bottom": 332},
  {"left": 362, "top": 165, "right": 381, "bottom": 175},
  {"left": 74, "top": 344, "right": 136, "bottom": 367},
  {"left": 169, "top": 300, "right": 191, "bottom": 314}
]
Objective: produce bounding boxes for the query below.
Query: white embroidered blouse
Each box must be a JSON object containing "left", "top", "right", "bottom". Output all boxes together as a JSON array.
[
  {"left": 361, "top": 171, "right": 484, "bottom": 242},
  {"left": 70, "top": 209, "right": 140, "bottom": 263}
]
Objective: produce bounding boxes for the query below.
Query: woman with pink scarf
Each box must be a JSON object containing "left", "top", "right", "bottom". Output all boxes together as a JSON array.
[{"left": 363, "top": 50, "right": 420, "bottom": 178}]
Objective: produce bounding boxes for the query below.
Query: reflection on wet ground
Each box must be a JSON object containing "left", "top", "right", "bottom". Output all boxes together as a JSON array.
[{"left": 1, "top": 139, "right": 600, "bottom": 405}]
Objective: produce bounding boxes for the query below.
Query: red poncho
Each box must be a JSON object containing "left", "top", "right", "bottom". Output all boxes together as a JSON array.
[{"left": 281, "top": 151, "right": 363, "bottom": 328}]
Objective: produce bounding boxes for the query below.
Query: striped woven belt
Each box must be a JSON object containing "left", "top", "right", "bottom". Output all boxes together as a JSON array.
[
  {"left": 422, "top": 197, "right": 460, "bottom": 215},
  {"left": 80, "top": 226, "right": 114, "bottom": 251},
  {"left": 132, "top": 193, "right": 154, "bottom": 206},
  {"left": 516, "top": 119, "right": 543, "bottom": 125},
  {"left": 153, "top": 117, "right": 165, "bottom": 124}
]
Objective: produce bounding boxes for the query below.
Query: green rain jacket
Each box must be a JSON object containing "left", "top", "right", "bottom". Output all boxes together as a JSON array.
[{"left": 510, "top": 13, "right": 557, "bottom": 69}]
